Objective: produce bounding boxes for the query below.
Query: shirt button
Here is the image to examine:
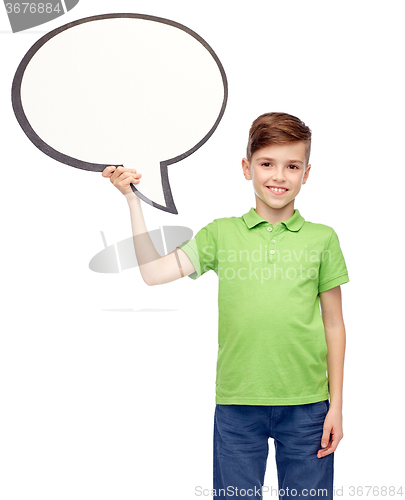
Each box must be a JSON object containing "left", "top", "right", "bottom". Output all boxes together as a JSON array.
[
  {"left": 271, "top": 239, "right": 276, "bottom": 244},
  {"left": 270, "top": 250, "right": 275, "bottom": 254},
  {"left": 267, "top": 227, "right": 273, "bottom": 232}
]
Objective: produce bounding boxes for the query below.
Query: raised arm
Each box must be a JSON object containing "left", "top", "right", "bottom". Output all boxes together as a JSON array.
[{"left": 102, "top": 166, "right": 195, "bottom": 285}]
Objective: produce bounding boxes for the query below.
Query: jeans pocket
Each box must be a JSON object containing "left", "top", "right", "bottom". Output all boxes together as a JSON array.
[{"left": 310, "top": 400, "right": 328, "bottom": 417}]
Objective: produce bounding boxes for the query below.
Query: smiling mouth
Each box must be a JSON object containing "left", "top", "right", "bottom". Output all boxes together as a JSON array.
[{"left": 266, "top": 186, "right": 288, "bottom": 194}]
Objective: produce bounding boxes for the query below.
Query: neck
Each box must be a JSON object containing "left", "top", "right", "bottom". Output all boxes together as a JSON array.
[{"left": 255, "top": 198, "right": 295, "bottom": 225}]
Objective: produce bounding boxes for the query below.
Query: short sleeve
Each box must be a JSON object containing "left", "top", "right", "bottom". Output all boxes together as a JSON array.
[
  {"left": 318, "top": 228, "right": 349, "bottom": 293},
  {"left": 176, "top": 219, "right": 219, "bottom": 280}
]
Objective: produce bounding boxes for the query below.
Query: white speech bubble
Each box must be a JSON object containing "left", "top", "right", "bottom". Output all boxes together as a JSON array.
[{"left": 12, "top": 13, "right": 228, "bottom": 213}]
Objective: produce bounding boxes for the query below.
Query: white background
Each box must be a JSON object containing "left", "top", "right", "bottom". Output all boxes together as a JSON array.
[{"left": 1, "top": 1, "right": 404, "bottom": 499}]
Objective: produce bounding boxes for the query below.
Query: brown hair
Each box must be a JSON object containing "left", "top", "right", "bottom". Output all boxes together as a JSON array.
[{"left": 246, "top": 112, "right": 312, "bottom": 166}]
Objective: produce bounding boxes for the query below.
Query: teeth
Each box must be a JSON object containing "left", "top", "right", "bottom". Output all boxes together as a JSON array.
[{"left": 268, "top": 187, "right": 287, "bottom": 192}]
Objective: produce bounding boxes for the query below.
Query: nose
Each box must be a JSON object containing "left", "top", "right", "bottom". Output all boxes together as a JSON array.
[{"left": 271, "top": 166, "right": 286, "bottom": 182}]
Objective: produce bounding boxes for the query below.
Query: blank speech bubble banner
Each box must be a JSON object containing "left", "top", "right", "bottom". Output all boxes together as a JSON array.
[{"left": 11, "top": 13, "right": 228, "bottom": 213}]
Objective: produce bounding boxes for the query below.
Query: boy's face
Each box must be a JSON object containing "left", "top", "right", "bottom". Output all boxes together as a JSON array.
[{"left": 242, "top": 141, "right": 311, "bottom": 212}]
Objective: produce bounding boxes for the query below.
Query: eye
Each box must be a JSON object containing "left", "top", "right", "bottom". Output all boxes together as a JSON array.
[
  {"left": 261, "top": 162, "right": 271, "bottom": 167},
  {"left": 288, "top": 165, "right": 299, "bottom": 169}
]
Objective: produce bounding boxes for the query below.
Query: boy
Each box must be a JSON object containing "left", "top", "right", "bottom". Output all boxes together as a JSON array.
[{"left": 102, "top": 112, "right": 349, "bottom": 499}]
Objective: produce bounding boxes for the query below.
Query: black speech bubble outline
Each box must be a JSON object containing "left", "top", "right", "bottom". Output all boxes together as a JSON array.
[{"left": 11, "top": 13, "right": 228, "bottom": 214}]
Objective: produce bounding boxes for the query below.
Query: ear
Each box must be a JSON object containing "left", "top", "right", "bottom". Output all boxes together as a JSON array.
[
  {"left": 242, "top": 158, "right": 252, "bottom": 180},
  {"left": 302, "top": 164, "right": 311, "bottom": 184}
]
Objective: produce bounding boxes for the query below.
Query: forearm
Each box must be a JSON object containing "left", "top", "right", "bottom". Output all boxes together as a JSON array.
[
  {"left": 325, "top": 325, "right": 346, "bottom": 410},
  {"left": 126, "top": 194, "right": 162, "bottom": 285}
]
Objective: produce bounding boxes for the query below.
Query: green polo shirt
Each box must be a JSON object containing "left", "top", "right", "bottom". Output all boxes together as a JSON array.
[{"left": 176, "top": 207, "right": 349, "bottom": 405}]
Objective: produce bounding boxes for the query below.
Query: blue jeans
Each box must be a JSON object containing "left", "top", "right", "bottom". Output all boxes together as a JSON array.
[{"left": 213, "top": 400, "right": 333, "bottom": 499}]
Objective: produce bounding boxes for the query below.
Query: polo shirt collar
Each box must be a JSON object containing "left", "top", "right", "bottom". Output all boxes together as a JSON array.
[{"left": 242, "top": 207, "right": 305, "bottom": 232}]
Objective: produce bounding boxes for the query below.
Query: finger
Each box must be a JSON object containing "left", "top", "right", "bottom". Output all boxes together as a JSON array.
[
  {"left": 128, "top": 172, "right": 142, "bottom": 180},
  {"left": 317, "top": 440, "right": 332, "bottom": 455},
  {"left": 115, "top": 172, "right": 141, "bottom": 188},
  {"left": 321, "top": 430, "right": 331, "bottom": 449},
  {"left": 328, "top": 442, "right": 339, "bottom": 454},
  {"left": 124, "top": 169, "right": 141, "bottom": 177},
  {"left": 102, "top": 165, "right": 117, "bottom": 177},
  {"left": 118, "top": 171, "right": 140, "bottom": 182},
  {"left": 110, "top": 166, "right": 125, "bottom": 183},
  {"left": 111, "top": 166, "right": 140, "bottom": 183},
  {"left": 128, "top": 177, "right": 141, "bottom": 185},
  {"left": 317, "top": 435, "right": 331, "bottom": 457},
  {"left": 317, "top": 432, "right": 341, "bottom": 458},
  {"left": 317, "top": 448, "right": 333, "bottom": 458}
]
